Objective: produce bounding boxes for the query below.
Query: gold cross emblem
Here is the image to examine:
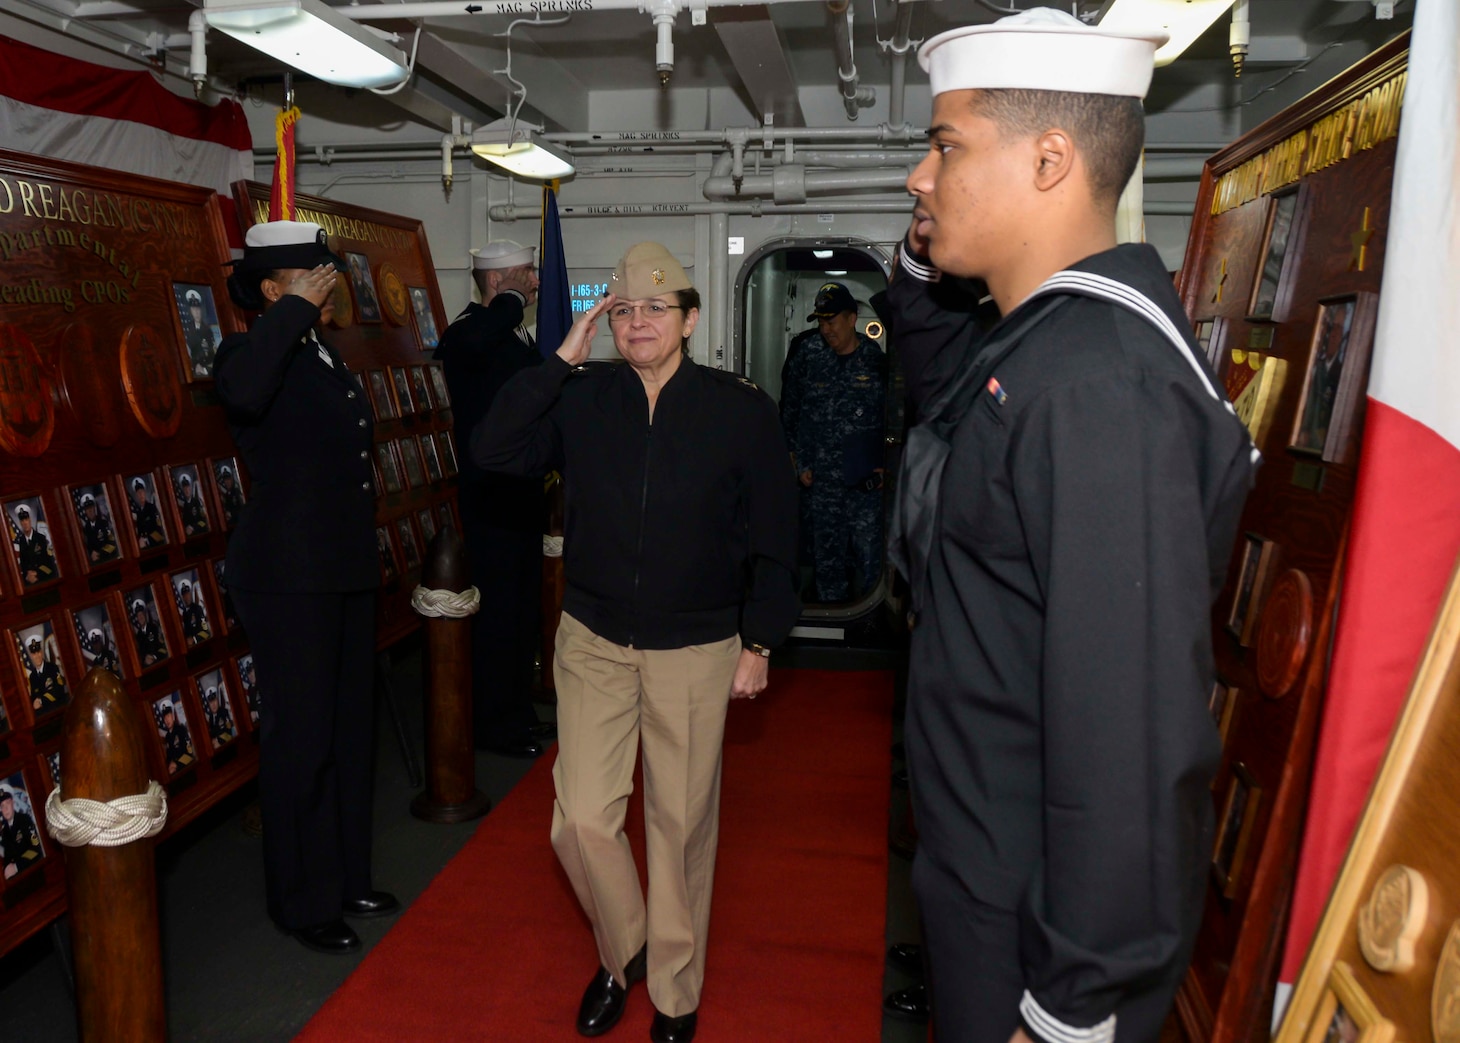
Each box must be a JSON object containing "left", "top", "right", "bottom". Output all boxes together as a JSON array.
[
  {"left": 651, "top": 268, "right": 666, "bottom": 285},
  {"left": 1211, "top": 257, "right": 1229, "bottom": 305},
  {"left": 1349, "top": 206, "right": 1375, "bottom": 272}
]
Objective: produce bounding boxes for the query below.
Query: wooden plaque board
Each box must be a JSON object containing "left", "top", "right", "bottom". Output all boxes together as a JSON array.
[
  {"left": 231, "top": 183, "right": 456, "bottom": 648},
  {"left": 0, "top": 148, "right": 259, "bottom": 956},
  {"left": 1274, "top": 563, "right": 1460, "bottom": 1043},
  {"left": 1172, "top": 32, "right": 1410, "bottom": 1042}
]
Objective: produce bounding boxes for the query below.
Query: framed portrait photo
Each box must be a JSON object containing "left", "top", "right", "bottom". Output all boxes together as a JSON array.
[
  {"left": 211, "top": 457, "right": 247, "bottom": 530},
  {"left": 376, "top": 525, "right": 400, "bottom": 584},
  {"left": 0, "top": 769, "right": 47, "bottom": 881},
  {"left": 436, "top": 500, "right": 458, "bottom": 533},
  {"left": 166, "top": 463, "right": 212, "bottom": 540},
  {"left": 1301, "top": 961, "right": 1394, "bottom": 1043},
  {"left": 12, "top": 618, "right": 71, "bottom": 719},
  {"left": 193, "top": 667, "right": 237, "bottom": 750},
  {"left": 416, "top": 507, "right": 438, "bottom": 548},
  {"left": 1227, "top": 534, "right": 1277, "bottom": 647},
  {"left": 345, "top": 251, "right": 382, "bottom": 323},
  {"left": 409, "top": 366, "right": 434, "bottom": 412},
  {"left": 437, "top": 431, "right": 459, "bottom": 478},
  {"left": 366, "top": 369, "right": 399, "bottom": 422},
  {"left": 397, "top": 437, "right": 427, "bottom": 489},
  {"left": 427, "top": 364, "right": 450, "bottom": 407},
  {"left": 168, "top": 567, "right": 213, "bottom": 648},
  {"left": 1290, "top": 292, "right": 1380, "bottom": 464},
  {"left": 1193, "top": 317, "right": 1227, "bottom": 375},
  {"left": 70, "top": 597, "right": 126, "bottom": 681},
  {"left": 419, "top": 434, "right": 444, "bottom": 483},
  {"left": 234, "top": 652, "right": 260, "bottom": 726},
  {"left": 409, "top": 286, "right": 440, "bottom": 350},
  {"left": 390, "top": 367, "right": 415, "bottom": 415},
  {"left": 375, "top": 442, "right": 405, "bottom": 495},
  {"left": 1209, "top": 680, "right": 1239, "bottom": 745},
  {"left": 395, "top": 516, "right": 422, "bottom": 572},
  {"left": 1212, "top": 761, "right": 1263, "bottom": 899},
  {"left": 172, "top": 281, "right": 224, "bottom": 381},
  {"left": 1246, "top": 188, "right": 1304, "bottom": 322},
  {"left": 5, "top": 493, "right": 61, "bottom": 589},
  {"left": 123, "top": 582, "right": 173, "bottom": 672},
  {"left": 212, "top": 559, "right": 239, "bottom": 633},
  {"left": 151, "top": 690, "right": 197, "bottom": 776},
  {"left": 123, "top": 472, "right": 171, "bottom": 552},
  {"left": 66, "top": 481, "right": 123, "bottom": 570}
]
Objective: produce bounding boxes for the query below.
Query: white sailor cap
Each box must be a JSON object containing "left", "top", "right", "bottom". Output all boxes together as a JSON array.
[
  {"left": 87, "top": 628, "right": 104, "bottom": 641},
  {"left": 470, "top": 240, "right": 535, "bottom": 271},
  {"left": 184, "top": 288, "right": 203, "bottom": 304},
  {"left": 918, "top": 7, "right": 1168, "bottom": 100}
]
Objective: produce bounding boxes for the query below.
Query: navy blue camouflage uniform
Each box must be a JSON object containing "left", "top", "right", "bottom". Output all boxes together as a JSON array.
[{"left": 780, "top": 333, "right": 887, "bottom": 601}]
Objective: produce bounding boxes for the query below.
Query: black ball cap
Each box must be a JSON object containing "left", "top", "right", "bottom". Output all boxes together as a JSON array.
[{"left": 807, "top": 281, "right": 858, "bottom": 320}]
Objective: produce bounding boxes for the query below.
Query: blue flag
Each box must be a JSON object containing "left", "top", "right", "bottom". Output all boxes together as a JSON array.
[{"left": 537, "top": 183, "right": 572, "bottom": 358}]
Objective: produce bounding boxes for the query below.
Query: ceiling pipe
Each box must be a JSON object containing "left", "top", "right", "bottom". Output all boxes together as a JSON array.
[
  {"left": 187, "top": 9, "right": 207, "bottom": 96},
  {"left": 826, "top": 0, "right": 875, "bottom": 120},
  {"left": 542, "top": 125, "right": 922, "bottom": 145},
  {"left": 884, "top": 0, "right": 917, "bottom": 130},
  {"left": 704, "top": 165, "right": 912, "bottom": 202},
  {"left": 489, "top": 200, "right": 912, "bottom": 220}
]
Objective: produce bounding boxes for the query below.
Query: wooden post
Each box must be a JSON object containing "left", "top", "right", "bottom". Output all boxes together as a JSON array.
[
  {"left": 410, "top": 526, "right": 492, "bottom": 823},
  {"left": 61, "top": 667, "right": 166, "bottom": 1042}
]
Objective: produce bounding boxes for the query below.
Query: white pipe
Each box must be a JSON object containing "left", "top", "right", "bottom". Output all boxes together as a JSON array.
[
  {"left": 490, "top": 200, "right": 912, "bottom": 220},
  {"left": 704, "top": 165, "right": 911, "bottom": 201},
  {"left": 335, "top": 0, "right": 821, "bottom": 18},
  {"left": 653, "top": 8, "right": 675, "bottom": 82},
  {"left": 826, "top": 0, "right": 873, "bottom": 120},
  {"left": 709, "top": 209, "right": 729, "bottom": 368},
  {"left": 188, "top": 9, "right": 207, "bottom": 96},
  {"left": 541, "top": 125, "right": 921, "bottom": 144},
  {"left": 886, "top": 0, "right": 916, "bottom": 130},
  {"left": 1229, "top": 0, "right": 1250, "bottom": 77}
]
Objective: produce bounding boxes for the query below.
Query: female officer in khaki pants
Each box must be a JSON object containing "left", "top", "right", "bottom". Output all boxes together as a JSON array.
[{"left": 474, "top": 242, "right": 799, "bottom": 1043}]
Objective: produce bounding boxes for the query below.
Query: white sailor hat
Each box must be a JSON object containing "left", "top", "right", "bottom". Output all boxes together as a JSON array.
[
  {"left": 132, "top": 598, "right": 147, "bottom": 613},
  {"left": 179, "top": 580, "right": 192, "bottom": 593},
  {"left": 25, "top": 635, "right": 43, "bottom": 652},
  {"left": 80, "top": 493, "right": 96, "bottom": 507},
  {"left": 470, "top": 240, "right": 535, "bottom": 271},
  {"left": 15, "top": 504, "right": 30, "bottom": 519},
  {"left": 184, "top": 288, "right": 203, "bottom": 304},
  {"left": 206, "top": 686, "right": 219, "bottom": 700},
  {"left": 132, "top": 477, "right": 147, "bottom": 491},
  {"left": 179, "top": 474, "right": 193, "bottom": 487},
  {"left": 87, "top": 628, "right": 104, "bottom": 642},
  {"left": 918, "top": 7, "right": 1168, "bottom": 100},
  {"left": 0, "top": 787, "right": 14, "bottom": 802}
]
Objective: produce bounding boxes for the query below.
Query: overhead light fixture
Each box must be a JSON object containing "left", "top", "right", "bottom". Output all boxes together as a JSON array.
[
  {"left": 825, "top": 270, "right": 848, "bottom": 276},
  {"left": 813, "top": 250, "right": 835, "bottom": 259},
  {"left": 470, "top": 120, "right": 575, "bottom": 180},
  {"left": 204, "top": 0, "right": 409, "bottom": 88},
  {"left": 1098, "top": 0, "right": 1237, "bottom": 67}
]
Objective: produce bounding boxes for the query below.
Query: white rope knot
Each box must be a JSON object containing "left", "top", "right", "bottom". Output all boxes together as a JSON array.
[
  {"left": 543, "top": 535, "right": 564, "bottom": 558},
  {"left": 411, "top": 584, "right": 481, "bottom": 618},
  {"left": 45, "top": 781, "right": 168, "bottom": 848}
]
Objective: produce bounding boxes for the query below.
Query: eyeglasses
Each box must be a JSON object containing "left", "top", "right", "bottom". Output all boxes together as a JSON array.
[{"left": 607, "top": 301, "right": 683, "bottom": 323}]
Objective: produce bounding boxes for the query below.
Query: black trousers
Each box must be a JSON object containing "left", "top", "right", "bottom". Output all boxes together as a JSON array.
[
  {"left": 233, "top": 587, "right": 376, "bottom": 929},
  {"left": 461, "top": 514, "right": 541, "bottom": 745},
  {"left": 911, "top": 855, "right": 1188, "bottom": 1043}
]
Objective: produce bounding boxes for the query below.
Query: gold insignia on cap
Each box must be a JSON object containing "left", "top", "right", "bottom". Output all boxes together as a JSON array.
[{"left": 652, "top": 269, "right": 666, "bottom": 285}]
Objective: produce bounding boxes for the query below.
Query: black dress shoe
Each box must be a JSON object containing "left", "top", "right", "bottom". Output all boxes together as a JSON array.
[
  {"left": 650, "top": 1010, "right": 697, "bottom": 1043},
  {"left": 290, "top": 920, "right": 361, "bottom": 956},
  {"left": 343, "top": 891, "right": 400, "bottom": 918},
  {"left": 886, "top": 942, "right": 922, "bottom": 975},
  {"left": 577, "top": 945, "right": 646, "bottom": 1037},
  {"left": 528, "top": 721, "right": 558, "bottom": 741},
  {"left": 479, "top": 737, "right": 546, "bottom": 759},
  {"left": 882, "top": 983, "right": 929, "bottom": 1022}
]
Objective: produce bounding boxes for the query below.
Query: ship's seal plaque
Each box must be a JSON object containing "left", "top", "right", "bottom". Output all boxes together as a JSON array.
[
  {"left": 328, "top": 271, "right": 354, "bottom": 329},
  {"left": 1256, "top": 568, "right": 1314, "bottom": 699},
  {"left": 1432, "top": 920, "right": 1460, "bottom": 1043},
  {"left": 0, "top": 322, "right": 56, "bottom": 457},
  {"left": 119, "top": 324, "right": 182, "bottom": 439},
  {"left": 377, "top": 262, "right": 409, "bottom": 326},
  {"left": 1357, "top": 864, "right": 1427, "bottom": 973}
]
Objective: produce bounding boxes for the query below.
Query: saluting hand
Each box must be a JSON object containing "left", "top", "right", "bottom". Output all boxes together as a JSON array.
[
  {"left": 284, "top": 264, "right": 337, "bottom": 308},
  {"left": 556, "top": 294, "right": 616, "bottom": 368}
]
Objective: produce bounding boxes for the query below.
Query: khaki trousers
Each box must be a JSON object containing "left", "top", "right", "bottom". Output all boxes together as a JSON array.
[{"left": 551, "top": 612, "right": 740, "bottom": 1018}]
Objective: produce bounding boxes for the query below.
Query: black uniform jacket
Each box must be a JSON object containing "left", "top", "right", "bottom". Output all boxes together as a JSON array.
[
  {"left": 889, "top": 242, "right": 1256, "bottom": 1034},
  {"left": 434, "top": 295, "right": 545, "bottom": 533},
  {"left": 473, "top": 354, "right": 799, "bottom": 650},
  {"left": 215, "top": 295, "right": 378, "bottom": 593}
]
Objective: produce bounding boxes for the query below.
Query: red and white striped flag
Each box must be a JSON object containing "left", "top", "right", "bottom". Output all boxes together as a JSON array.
[
  {"left": 1275, "top": 2, "right": 1460, "bottom": 1026},
  {"left": 268, "top": 105, "right": 301, "bottom": 222},
  {"left": 0, "top": 34, "right": 254, "bottom": 247}
]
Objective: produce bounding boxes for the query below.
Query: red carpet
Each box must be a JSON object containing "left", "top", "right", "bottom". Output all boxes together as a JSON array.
[{"left": 298, "top": 668, "right": 894, "bottom": 1042}]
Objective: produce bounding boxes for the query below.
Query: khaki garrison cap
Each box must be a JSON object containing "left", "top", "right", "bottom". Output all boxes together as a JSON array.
[{"left": 610, "top": 242, "right": 692, "bottom": 300}]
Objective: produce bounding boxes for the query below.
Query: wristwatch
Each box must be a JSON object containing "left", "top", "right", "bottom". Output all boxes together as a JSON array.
[{"left": 746, "top": 643, "right": 772, "bottom": 658}]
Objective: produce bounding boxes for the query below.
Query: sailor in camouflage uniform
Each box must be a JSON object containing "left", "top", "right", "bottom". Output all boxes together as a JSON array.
[
  {"left": 0, "top": 788, "right": 41, "bottom": 880},
  {"left": 779, "top": 282, "right": 888, "bottom": 602},
  {"left": 23, "top": 636, "right": 68, "bottom": 712},
  {"left": 78, "top": 493, "right": 119, "bottom": 564}
]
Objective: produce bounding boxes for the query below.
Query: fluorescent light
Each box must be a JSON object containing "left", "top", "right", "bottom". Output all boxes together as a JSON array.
[
  {"left": 205, "top": 0, "right": 409, "bottom": 88},
  {"left": 470, "top": 120, "right": 575, "bottom": 180},
  {"left": 825, "top": 270, "right": 848, "bottom": 276},
  {"left": 812, "top": 250, "right": 835, "bottom": 259},
  {"left": 1098, "top": 0, "right": 1236, "bottom": 66}
]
